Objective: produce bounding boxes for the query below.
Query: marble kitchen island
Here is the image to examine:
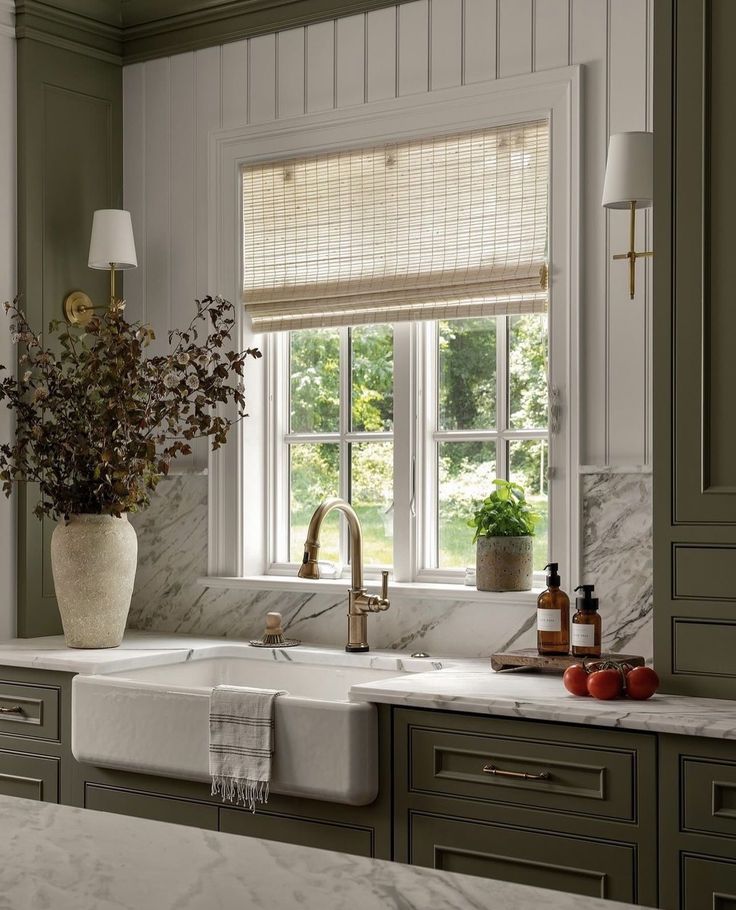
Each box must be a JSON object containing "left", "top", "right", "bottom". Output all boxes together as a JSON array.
[{"left": 0, "top": 795, "right": 640, "bottom": 910}]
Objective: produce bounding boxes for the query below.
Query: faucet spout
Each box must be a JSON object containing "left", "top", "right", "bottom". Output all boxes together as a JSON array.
[{"left": 296, "top": 497, "right": 389, "bottom": 652}]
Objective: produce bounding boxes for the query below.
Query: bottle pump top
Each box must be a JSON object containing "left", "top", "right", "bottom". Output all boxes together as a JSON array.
[
  {"left": 544, "top": 563, "right": 561, "bottom": 587},
  {"left": 574, "top": 584, "right": 599, "bottom": 611}
]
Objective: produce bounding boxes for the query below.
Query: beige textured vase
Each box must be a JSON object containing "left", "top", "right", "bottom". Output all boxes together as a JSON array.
[
  {"left": 51, "top": 514, "right": 138, "bottom": 649},
  {"left": 475, "top": 535, "right": 533, "bottom": 592}
]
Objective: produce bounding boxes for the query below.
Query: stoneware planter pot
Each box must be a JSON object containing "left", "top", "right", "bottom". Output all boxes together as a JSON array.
[
  {"left": 475, "top": 535, "right": 533, "bottom": 592},
  {"left": 51, "top": 514, "right": 138, "bottom": 649}
]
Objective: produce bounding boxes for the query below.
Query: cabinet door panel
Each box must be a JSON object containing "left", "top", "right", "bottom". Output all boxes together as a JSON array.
[
  {"left": 219, "top": 807, "right": 374, "bottom": 857},
  {"left": 409, "top": 813, "right": 636, "bottom": 903},
  {"left": 682, "top": 855, "right": 736, "bottom": 910},
  {"left": 84, "top": 784, "right": 218, "bottom": 829},
  {"left": 0, "top": 750, "right": 59, "bottom": 802}
]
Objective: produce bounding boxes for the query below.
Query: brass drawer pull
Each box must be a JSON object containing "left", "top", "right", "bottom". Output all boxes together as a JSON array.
[
  {"left": 482, "top": 763, "right": 550, "bottom": 781},
  {"left": 0, "top": 705, "right": 25, "bottom": 716}
]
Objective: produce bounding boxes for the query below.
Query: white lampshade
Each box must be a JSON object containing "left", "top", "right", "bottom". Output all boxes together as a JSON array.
[
  {"left": 601, "top": 131, "right": 653, "bottom": 210},
  {"left": 88, "top": 209, "right": 138, "bottom": 270}
]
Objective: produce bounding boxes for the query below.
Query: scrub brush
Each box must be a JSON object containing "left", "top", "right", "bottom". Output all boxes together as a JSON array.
[{"left": 250, "top": 612, "right": 300, "bottom": 648}]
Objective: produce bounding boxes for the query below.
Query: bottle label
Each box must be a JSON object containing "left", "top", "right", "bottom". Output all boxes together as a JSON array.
[
  {"left": 572, "top": 623, "right": 596, "bottom": 647},
  {"left": 537, "top": 608, "right": 561, "bottom": 632}
]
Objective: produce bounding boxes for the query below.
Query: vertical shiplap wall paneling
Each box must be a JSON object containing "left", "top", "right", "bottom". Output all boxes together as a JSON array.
[
  {"left": 221, "top": 40, "right": 249, "bottom": 127},
  {"left": 144, "top": 57, "right": 172, "bottom": 350},
  {"left": 123, "top": 1, "right": 652, "bottom": 467},
  {"left": 498, "top": 0, "right": 533, "bottom": 77},
  {"left": 366, "top": 7, "right": 398, "bottom": 101},
  {"left": 195, "top": 46, "right": 223, "bottom": 300},
  {"left": 533, "top": 0, "right": 570, "bottom": 72},
  {"left": 169, "top": 53, "right": 197, "bottom": 332},
  {"left": 463, "top": 0, "right": 496, "bottom": 85},
  {"left": 248, "top": 36, "right": 276, "bottom": 124},
  {"left": 606, "top": 0, "right": 650, "bottom": 464},
  {"left": 430, "top": 0, "right": 462, "bottom": 90},
  {"left": 277, "top": 30, "right": 306, "bottom": 118},
  {"left": 307, "top": 21, "right": 336, "bottom": 113},
  {"left": 335, "top": 14, "right": 365, "bottom": 107},
  {"left": 398, "top": 1, "right": 429, "bottom": 96},
  {"left": 571, "top": 0, "right": 608, "bottom": 464},
  {"left": 122, "top": 63, "right": 146, "bottom": 326}
]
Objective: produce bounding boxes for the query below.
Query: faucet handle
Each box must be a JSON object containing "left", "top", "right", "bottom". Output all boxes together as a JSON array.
[{"left": 381, "top": 570, "right": 389, "bottom": 602}]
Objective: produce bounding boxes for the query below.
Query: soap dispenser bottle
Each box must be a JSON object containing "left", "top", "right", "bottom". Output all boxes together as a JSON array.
[
  {"left": 537, "top": 563, "right": 570, "bottom": 655},
  {"left": 571, "top": 584, "right": 602, "bottom": 658}
]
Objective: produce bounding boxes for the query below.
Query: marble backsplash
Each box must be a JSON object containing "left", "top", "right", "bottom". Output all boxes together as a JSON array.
[{"left": 129, "top": 471, "right": 653, "bottom": 661}]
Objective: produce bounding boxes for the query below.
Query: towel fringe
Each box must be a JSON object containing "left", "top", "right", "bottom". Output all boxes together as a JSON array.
[{"left": 211, "top": 775, "right": 270, "bottom": 814}]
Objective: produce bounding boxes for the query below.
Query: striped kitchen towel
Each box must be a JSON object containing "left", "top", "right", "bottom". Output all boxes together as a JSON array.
[{"left": 209, "top": 685, "right": 286, "bottom": 812}]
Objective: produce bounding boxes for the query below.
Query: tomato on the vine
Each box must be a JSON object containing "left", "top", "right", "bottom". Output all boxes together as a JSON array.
[
  {"left": 586, "top": 667, "right": 624, "bottom": 700},
  {"left": 563, "top": 664, "right": 590, "bottom": 697},
  {"left": 624, "top": 666, "right": 659, "bottom": 700}
]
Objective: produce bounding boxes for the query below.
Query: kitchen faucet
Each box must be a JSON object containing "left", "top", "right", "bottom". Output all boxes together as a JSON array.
[{"left": 297, "top": 497, "right": 390, "bottom": 652}]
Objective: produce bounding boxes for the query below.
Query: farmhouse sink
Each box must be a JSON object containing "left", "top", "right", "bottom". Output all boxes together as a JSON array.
[{"left": 72, "top": 645, "right": 444, "bottom": 805}]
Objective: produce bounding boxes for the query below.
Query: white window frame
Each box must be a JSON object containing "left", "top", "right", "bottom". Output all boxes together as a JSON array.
[{"left": 204, "top": 67, "right": 581, "bottom": 597}]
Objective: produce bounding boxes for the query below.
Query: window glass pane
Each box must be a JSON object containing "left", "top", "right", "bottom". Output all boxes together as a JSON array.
[
  {"left": 509, "top": 314, "right": 548, "bottom": 430},
  {"left": 508, "top": 438, "right": 548, "bottom": 571},
  {"left": 289, "top": 443, "right": 340, "bottom": 564},
  {"left": 351, "top": 325, "right": 394, "bottom": 432},
  {"left": 438, "top": 318, "right": 496, "bottom": 430},
  {"left": 351, "top": 441, "right": 393, "bottom": 566},
  {"left": 290, "top": 328, "right": 340, "bottom": 433},
  {"left": 438, "top": 441, "right": 497, "bottom": 569}
]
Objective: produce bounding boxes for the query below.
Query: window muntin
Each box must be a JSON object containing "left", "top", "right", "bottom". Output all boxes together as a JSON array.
[{"left": 277, "top": 313, "right": 548, "bottom": 578}]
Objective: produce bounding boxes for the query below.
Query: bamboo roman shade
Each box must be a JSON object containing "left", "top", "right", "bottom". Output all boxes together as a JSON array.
[{"left": 242, "top": 120, "right": 549, "bottom": 332}]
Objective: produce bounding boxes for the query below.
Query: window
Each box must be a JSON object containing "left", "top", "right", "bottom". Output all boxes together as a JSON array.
[
  {"left": 214, "top": 74, "right": 579, "bottom": 588},
  {"left": 270, "top": 309, "right": 548, "bottom": 581},
  {"left": 251, "top": 120, "right": 553, "bottom": 585}
]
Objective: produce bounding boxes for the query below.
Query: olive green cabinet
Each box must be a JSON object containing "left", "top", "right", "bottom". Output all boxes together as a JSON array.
[
  {"left": 653, "top": 0, "right": 736, "bottom": 698},
  {"left": 393, "top": 708, "right": 658, "bottom": 906},
  {"left": 659, "top": 734, "right": 736, "bottom": 910}
]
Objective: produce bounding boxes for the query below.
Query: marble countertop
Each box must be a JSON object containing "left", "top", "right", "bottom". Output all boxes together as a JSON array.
[
  {"left": 0, "top": 795, "right": 638, "bottom": 910},
  {"left": 350, "top": 668, "right": 736, "bottom": 739},
  {"left": 1, "top": 632, "right": 736, "bottom": 740}
]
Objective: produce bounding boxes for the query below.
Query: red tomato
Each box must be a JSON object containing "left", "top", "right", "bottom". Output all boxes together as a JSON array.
[
  {"left": 625, "top": 666, "right": 659, "bottom": 700},
  {"left": 563, "top": 664, "right": 590, "bottom": 697},
  {"left": 586, "top": 668, "right": 624, "bottom": 700}
]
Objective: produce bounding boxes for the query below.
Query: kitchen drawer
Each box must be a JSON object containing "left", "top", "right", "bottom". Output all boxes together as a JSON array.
[
  {"left": 406, "top": 713, "right": 641, "bottom": 822},
  {"left": 0, "top": 680, "right": 60, "bottom": 741},
  {"left": 409, "top": 812, "right": 636, "bottom": 903},
  {"left": 84, "top": 784, "right": 218, "bottom": 830},
  {"left": 220, "top": 808, "right": 374, "bottom": 857},
  {"left": 682, "top": 756, "right": 736, "bottom": 840},
  {"left": 682, "top": 855, "right": 736, "bottom": 909},
  {"left": 0, "top": 749, "right": 59, "bottom": 802}
]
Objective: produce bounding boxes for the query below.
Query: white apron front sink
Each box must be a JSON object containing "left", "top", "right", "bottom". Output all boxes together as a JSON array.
[{"left": 72, "top": 646, "right": 444, "bottom": 806}]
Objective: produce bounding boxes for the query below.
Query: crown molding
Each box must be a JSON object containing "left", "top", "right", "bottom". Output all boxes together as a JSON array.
[
  {"left": 0, "top": 0, "right": 14, "bottom": 38},
  {"left": 14, "top": 0, "right": 123, "bottom": 61},
  {"left": 120, "top": 0, "right": 400, "bottom": 63},
  {"left": 10, "top": 0, "right": 411, "bottom": 64}
]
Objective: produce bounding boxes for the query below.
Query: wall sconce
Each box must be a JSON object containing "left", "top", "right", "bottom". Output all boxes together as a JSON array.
[
  {"left": 602, "top": 131, "right": 653, "bottom": 300},
  {"left": 63, "top": 209, "right": 138, "bottom": 326}
]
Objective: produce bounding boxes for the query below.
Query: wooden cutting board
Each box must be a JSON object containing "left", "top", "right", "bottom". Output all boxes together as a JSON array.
[{"left": 490, "top": 648, "right": 646, "bottom": 673}]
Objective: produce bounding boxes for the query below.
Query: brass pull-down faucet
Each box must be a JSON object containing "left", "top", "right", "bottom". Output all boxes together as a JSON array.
[{"left": 297, "top": 497, "right": 390, "bottom": 652}]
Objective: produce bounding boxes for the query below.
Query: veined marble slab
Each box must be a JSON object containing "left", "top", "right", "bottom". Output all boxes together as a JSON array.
[
  {"left": 0, "top": 795, "right": 638, "bottom": 910},
  {"left": 350, "top": 669, "right": 736, "bottom": 740},
  {"left": 128, "top": 473, "right": 654, "bottom": 662}
]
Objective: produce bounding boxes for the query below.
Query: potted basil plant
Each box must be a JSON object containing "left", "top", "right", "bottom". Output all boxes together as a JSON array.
[{"left": 468, "top": 479, "right": 538, "bottom": 592}]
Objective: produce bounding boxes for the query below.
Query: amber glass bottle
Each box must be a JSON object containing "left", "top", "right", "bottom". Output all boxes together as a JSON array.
[
  {"left": 537, "top": 563, "right": 570, "bottom": 655},
  {"left": 571, "top": 584, "right": 602, "bottom": 657}
]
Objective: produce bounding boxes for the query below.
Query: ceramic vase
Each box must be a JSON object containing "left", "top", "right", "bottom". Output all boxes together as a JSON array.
[
  {"left": 50, "top": 514, "right": 138, "bottom": 649},
  {"left": 475, "top": 535, "right": 533, "bottom": 592}
]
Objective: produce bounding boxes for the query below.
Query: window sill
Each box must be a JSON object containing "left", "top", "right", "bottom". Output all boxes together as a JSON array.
[{"left": 197, "top": 574, "right": 542, "bottom": 606}]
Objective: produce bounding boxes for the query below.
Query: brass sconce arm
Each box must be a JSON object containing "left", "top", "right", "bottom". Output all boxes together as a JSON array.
[{"left": 612, "top": 200, "right": 653, "bottom": 300}]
